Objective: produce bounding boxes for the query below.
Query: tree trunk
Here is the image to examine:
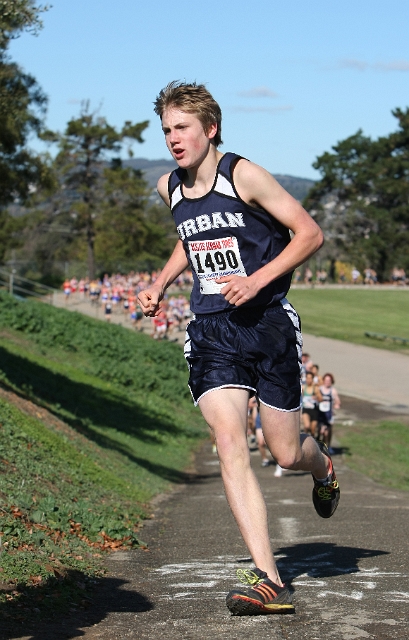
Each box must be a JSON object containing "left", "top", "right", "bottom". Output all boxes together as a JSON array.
[
  {"left": 86, "top": 221, "right": 95, "bottom": 280},
  {"left": 329, "top": 258, "right": 336, "bottom": 282}
]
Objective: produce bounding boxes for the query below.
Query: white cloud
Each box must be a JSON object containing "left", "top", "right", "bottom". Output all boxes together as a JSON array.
[
  {"left": 374, "top": 60, "right": 409, "bottom": 72},
  {"left": 338, "top": 58, "right": 409, "bottom": 72},
  {"left": 338, "top": 59, "right": 369, "bottom": 71},
  {"left": 237, "top": 86, "right": 278, "bottom": 98},
  {"left": 230, "top": 105, "right": 293, "bottom": 113}
]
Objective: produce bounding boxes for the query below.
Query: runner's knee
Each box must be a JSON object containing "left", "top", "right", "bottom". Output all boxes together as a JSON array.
[
  {"left": 274, "top": 449, "right": 302, "bottom": 469},
  {"left": 215, "top": 430, "right": 249, "bottom": 467}
]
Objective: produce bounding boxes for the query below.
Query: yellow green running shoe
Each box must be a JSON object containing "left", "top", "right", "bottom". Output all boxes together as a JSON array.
[
  {"left": 226, "top": 568, "right": 294, "bottom": 616},
  {"left": 312, "top": 441, "right": 340, "bottom": 518}
]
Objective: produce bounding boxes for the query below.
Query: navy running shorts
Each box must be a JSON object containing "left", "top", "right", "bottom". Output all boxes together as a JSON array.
[
  {"left": 184, "top": 298, "right": 302, "bottom": 411},
  {"left": 302, "top": 406, "right": 319, "bottom": 421},
  {"left": 318, "top": 410, "right": 333, "bottom": 426}
]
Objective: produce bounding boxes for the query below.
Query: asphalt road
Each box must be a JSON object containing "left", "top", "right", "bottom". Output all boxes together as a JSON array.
[
  {"left": 302, "top": 334, "right": 409, "bottom": 411},
  {"left": 8, "top": 395, "right": 408, "bottom": 640}
]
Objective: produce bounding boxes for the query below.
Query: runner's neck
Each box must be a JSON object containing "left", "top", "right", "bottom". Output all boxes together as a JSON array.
[{"left": 183, "top": 149, "right": 224, "bottom": 198}]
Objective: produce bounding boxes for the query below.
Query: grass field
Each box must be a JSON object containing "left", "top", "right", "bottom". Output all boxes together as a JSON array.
[
  {"left": 0, "top": 292, "right": 207, "bottom": 621},
  {"left": 336, "top": 418, "right": 409, "bottom": 491},
  {"left": 287, "top": 288, "right": 409, "bottom": 352}
]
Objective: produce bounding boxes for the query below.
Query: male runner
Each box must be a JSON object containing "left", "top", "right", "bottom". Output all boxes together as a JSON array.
[{"left": 138, "top": 81, "right": 340, "bottom": 616}]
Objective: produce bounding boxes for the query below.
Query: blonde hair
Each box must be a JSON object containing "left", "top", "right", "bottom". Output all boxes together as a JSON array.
[{"left": 154, "top": 81, "right": 222, "bottom": 147}]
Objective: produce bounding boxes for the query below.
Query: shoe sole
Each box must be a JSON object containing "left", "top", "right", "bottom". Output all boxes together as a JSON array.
[{"left": 226, "top": 593, "right": 295, "bottom": 616}]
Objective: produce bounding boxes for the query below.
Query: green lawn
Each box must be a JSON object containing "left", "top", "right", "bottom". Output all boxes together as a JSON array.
[
  {"left": 0, "top": 292, "right": 207, "bottom": 621},
  {"left": 336, "top": 419, "right": 409, "bottom": 491},
  {"left": 287, "top": 288, "right": 409, "bottom": 352}
]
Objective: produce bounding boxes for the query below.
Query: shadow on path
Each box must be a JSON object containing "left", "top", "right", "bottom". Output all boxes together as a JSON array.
[
  {"left": 276, "top": 542, "right": 389, "bottom": 584},
  {"left": 0, "top": 572, "right": 153, "bottom": 640}
]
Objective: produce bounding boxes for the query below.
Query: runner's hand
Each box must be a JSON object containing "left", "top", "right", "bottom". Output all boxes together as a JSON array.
[
  {"left": 215, "top": 274, "right": 261, "bottom": 306},
  {"left": 137, "top": 286, "right": 164, "bottom": 317}
]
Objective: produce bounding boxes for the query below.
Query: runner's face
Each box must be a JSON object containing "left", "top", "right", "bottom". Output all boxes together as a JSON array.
[{"left": 161, "top": 108, "right": 216, "bottom": 168}]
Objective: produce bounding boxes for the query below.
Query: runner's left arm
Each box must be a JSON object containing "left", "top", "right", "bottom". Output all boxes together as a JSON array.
[
  {"left": 332, "top": 388, "right": 341, "bottom": 410},
  {"left": 215, "top": 159, "right": 324, "bottom": 307}
]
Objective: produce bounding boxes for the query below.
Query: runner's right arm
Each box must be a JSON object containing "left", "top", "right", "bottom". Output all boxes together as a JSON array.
[
  {"left": 314, "top": 384, "right": 323, "bottom": 403},
  {"left": 138, "top": 240, "right": 188, "bottom": 317},
  {"left": 332, "top": 387, "right": 341, "bottom": 410},
  {"left": 137, "top": 174, "right": 188, "bottom": 317}
]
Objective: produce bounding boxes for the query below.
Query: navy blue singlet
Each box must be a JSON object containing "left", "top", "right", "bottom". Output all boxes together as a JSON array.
[{"left": 168, "top": 152, "right": 292, "bottom": 315}]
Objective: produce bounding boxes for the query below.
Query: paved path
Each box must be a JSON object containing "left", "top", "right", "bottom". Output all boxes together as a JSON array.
[
  {"left": 302, "top": 334, "right": 409, "bottom": 410},
  {"left": 103, "top": 450, "right": 409, "bottom": 640},
  {"left": 54, "top": 293, "right": 409, "bottom": 411},
  {"left": 13, "top": 403, "right": 409, "bottom": 640}
]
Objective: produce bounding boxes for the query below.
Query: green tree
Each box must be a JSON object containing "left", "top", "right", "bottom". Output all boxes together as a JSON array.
[
  {"left": 95, "top": 165, "right": 175, "bottom": 272},
  {"left": 304, "top": 108, "right": 409, "bottom": 281},
  {"left": 43, "top": 103, "right": 149, "bottom": 278},
  {"left": 0, "top": 57, "right": 49, "bottom": 205},
  {"left": 0, "top": 0, "right": 51, "bottom": 203},
  {"left": 18, "top": 163, "right": 176, "bottom": 281},
  {"left": 0, "top": 1, "right": 51, "bottom": 261},
  {"left": 0, "top": 1, "right": 48, "bottom": 48}
]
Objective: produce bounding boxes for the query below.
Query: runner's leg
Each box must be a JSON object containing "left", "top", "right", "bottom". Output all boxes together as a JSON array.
[
  {"left": 302, "top": 410, "right": 312, "bottom": 434},
  {"left": 199, "top": 388, "right": 283, "bottom": 585},
  {"left": 256, "top": 426, "right": 269, "bottom": 466},
  {"left": 259, "top": 404, "right": 330, "bottom": 478}
]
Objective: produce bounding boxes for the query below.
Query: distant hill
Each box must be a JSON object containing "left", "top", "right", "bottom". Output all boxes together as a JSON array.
[
  {"left": 124, "top": 158, "right": 315, "bottom": 202},
  {"left": 271, "top": 174, "right": 316, "bottom": 202},
  {"left": 124, "top": 158, "right": 177, "bottom": 191}
]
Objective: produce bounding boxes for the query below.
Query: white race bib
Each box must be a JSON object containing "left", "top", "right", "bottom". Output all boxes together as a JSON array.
[
  {"left": 188, "top": 236, "right": 247, "bottom": 295},
  {"left": 319, "top": 401, "right": 331, "bottom": 412}
]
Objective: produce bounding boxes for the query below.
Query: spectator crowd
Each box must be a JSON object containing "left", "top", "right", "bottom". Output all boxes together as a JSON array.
[
  {"left": 293, "top": 266, "right": 407, "bottom": 286},
  {"left": 62, "top": 269, "right": 194, "bottom": 339},
  {"left": 62, "top": 263, "right": 408, "bottom": 341}
]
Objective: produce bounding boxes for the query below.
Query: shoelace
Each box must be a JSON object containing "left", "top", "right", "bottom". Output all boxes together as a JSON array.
[
  {"left": 236, "top": 569, "right": 263, "bottom": 586},
  {"left": 316, "top": 479, "right": 339, "bottom": 500}
]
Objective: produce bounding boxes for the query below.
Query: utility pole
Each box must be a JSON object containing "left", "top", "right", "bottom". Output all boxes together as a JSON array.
[{"left": 9, "top": 270, "right": 15, "bottom": 295}]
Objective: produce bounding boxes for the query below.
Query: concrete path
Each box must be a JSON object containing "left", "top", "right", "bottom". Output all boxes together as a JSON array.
[
  {"left": 87, "top": 458, "right": 409, "bottom": 639},
  {"left": 54, "top": 293, "right": 409, "bottom": 411},
  {"left": 302, "top": 334, "right": 409, "bottom": 411},
  {"left": 102, "top": 448, "right": 409, "bottom": 640},
  {"left": 12, "top": 398, "right": 409, "bottom": 640}
]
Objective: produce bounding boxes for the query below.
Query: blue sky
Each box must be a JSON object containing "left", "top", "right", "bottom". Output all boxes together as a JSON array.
[{"left": 9, "top": 0, "right": 409, "bottom": 179}]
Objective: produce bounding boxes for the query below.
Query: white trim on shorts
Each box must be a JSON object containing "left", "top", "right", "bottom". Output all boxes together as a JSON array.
[
  {"left": 280, "top": 297, "right": 304, "bottom": 381},
  {"left": 259, "top": 398, "right": 302, "bottom": 413},
  {"left": 191, "top": 384, "right": 256, "bottom": 407}
]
